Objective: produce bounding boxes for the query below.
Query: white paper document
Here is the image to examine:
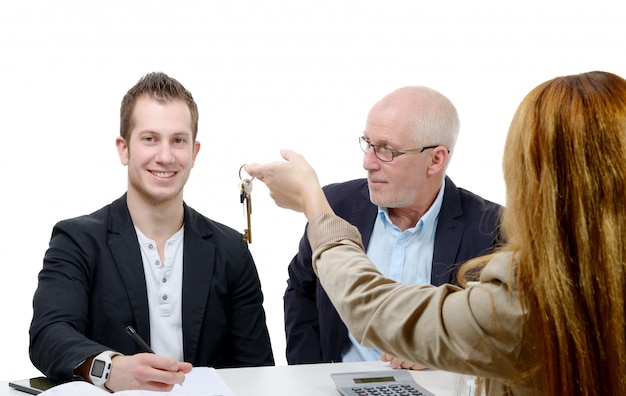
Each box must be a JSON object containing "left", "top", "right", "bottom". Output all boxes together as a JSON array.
[{"left": 38, "top": 366, "right": 235, "bottom": 396}]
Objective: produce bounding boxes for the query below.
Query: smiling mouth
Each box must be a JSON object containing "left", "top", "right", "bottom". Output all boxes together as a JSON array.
[{"left": 151, "top": 171, "right": 175, "bottom": 178}]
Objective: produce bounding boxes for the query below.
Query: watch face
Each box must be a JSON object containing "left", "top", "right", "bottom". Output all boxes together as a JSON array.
[{"left": 90, "top": 359, "right": 106, "bottom": 378}]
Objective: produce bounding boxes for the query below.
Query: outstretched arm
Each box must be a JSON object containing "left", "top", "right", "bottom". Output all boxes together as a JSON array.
[{"left": 248, "top": 150, "right": 432, "bottom": 371}]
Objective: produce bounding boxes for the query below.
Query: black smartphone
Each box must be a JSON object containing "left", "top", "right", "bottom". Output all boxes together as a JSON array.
[{"left": 8, "top": 377, "right": 61, "bottom": 395}]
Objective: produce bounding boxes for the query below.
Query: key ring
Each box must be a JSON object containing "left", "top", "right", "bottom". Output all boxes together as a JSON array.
[{"left": 239, "top": 164, "right": 255, "bottom": 182}]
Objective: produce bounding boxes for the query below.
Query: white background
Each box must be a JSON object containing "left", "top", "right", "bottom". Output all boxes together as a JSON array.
[{"left": 0, "top": 0, "right": 624, "bottom": 380}]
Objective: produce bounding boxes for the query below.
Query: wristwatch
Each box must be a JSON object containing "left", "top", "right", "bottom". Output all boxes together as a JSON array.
[{"left": 89, "top": 351, "right": 120, "bottom": 390}]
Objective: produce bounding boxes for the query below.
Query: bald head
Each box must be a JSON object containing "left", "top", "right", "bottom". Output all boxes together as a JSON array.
[{"left": 370, "top": 86, "right": 460, "bottom": 151}]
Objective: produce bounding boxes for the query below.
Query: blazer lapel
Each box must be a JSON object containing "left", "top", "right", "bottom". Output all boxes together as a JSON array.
[
  {"left": 349, "top": 182, "right": 378, "bottom": 248},
  {"left": 180, "top": 204, "right": 215, "bottom": 363},
  {"left": 432, "top": 177, "right": 465, "bottom": 285},
  {"left": 107, "top": 195, "right": 151, "bottom": 340}
]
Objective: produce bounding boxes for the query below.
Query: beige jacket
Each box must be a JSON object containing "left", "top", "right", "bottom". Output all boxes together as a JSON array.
[{"left": 308, "top": 213, "right": 541, "bottom": 395}]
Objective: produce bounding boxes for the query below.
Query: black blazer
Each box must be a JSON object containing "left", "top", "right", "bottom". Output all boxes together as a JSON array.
[
  {"left": 30, "top": 194, "right": 274, "bottom": 381},
  {"left": 284, "top": 177, "right": 502, "bottom": 364}
]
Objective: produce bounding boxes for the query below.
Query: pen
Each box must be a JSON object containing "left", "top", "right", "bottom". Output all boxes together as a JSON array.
[
  {"left": 125, "top": 325, "right": 155, "bottom": 353},
  {"left": 125, "top": 325, "right": 185, "bottom": 387}
]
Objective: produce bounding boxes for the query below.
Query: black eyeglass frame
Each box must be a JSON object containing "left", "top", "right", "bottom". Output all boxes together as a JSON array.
[{"left": 359, "top": 136, "right": 446, "bottom": 162}]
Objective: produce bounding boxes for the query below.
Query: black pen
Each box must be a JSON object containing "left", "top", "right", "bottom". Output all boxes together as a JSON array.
[
  {"left": 125, "top": 325, "right": 185, "bottom": 387},
  {"left": 125, "top": 325, "right": 155, "bottom": 353}
]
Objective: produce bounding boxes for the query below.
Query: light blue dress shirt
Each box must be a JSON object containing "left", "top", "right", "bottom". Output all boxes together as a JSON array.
[{"left": 342, "top": 180, "right": 445, "bottom": 362}]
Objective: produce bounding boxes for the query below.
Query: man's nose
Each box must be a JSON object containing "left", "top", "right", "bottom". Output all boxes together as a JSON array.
[
  {"left": 156, "top": 144, "right": 175, "bottom": 163},
  {"left": 362, "top": 146, "right": 380, "bottom": 170}
]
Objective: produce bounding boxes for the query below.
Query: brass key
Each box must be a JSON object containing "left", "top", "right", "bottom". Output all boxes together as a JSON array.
[{"left": 239, "top": 165, "right": 254, "bottom": 243}]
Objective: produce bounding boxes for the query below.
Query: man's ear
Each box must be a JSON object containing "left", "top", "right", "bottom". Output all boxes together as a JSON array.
[
  {"left": 191, "top": 140, "right": 201, "bottom": 167},
  {"left": 115, "top": 136, "right": 129, "bottom": 165},
  {"left": 426, "top": 146, "right": 448, "bottom": 176}
]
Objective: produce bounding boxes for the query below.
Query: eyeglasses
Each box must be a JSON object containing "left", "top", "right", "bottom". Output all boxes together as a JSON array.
[{"left": 359, "top": 136, "right": 442, "bottom": 162}]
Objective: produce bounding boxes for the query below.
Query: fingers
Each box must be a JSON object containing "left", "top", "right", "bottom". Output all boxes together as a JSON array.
[
  {"left": 244, "top": 149, "right": 301, "bottom": 179},
  {"left": 178, "top": 361, "right": 193, "bottom": 374},
  {"left": 380, "top": 354, "right": 427, "bottom": 371},
  {"left": 280, "top": 148, "right": 293, "bottom": 160},
  {"left": 107, "top": 354, "right": 190, "bottom": 392},
  {"left": 243, "top": 162, "right": 261, "bottom": 178},
  {"left": 243, "top": 150, "right": 331, "bottom": 219},
  {"left": 406, "top": 362, "right": 427, "bottom": 370}
]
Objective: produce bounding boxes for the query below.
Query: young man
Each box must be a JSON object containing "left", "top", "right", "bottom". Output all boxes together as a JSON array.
[
  {"left": 29, "top": 72, "right": 274, "bottom": 392},
  {"left": 282, "top": 86, "right": 501, "bottom": 368}
]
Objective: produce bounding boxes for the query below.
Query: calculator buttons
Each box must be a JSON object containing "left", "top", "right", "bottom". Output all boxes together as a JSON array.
[{"left": 349, "top": 383, "right": 426, "bottom": 395}]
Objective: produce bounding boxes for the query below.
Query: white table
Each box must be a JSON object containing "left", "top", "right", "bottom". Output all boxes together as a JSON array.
[
  {"left": 218, "top": 361, "right": 471, "bottom": 395},
  {"left": 3, "top": 361, "right": 472, "bottom": 395}
]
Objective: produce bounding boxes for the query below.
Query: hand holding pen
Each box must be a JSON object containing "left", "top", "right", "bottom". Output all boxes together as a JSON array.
[
  {"left": 125, "top": 325, "right": 191, "bottom": 384},
  {"left": 101, "top": 326, "right": 192, "bottom": 392}
]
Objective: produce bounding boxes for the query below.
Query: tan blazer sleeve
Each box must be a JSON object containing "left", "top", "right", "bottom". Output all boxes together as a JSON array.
[{"left": 308, "top": 213, "right": 528, "bottom": 380}]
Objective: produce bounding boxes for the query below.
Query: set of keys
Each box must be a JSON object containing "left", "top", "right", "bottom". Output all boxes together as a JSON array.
[{"left": 239, "top": 165, "right": 254, "bottom": 243}]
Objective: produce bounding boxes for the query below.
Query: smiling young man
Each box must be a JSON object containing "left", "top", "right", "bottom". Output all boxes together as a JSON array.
[{"left": 29, "top": 72, "right": 274, "bottom": 392}]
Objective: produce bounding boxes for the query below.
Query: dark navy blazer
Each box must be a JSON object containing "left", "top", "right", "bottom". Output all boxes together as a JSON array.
[
  {"left": 284, "top": 177, "right": 502, "bottom": 364},
  {"left": 30, "top": 194, "right": 274, "bottom": 381}
]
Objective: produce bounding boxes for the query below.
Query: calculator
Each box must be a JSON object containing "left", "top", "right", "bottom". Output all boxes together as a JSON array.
[{"left": 331, "top": 370, "right": 435, "bottom": 396}]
